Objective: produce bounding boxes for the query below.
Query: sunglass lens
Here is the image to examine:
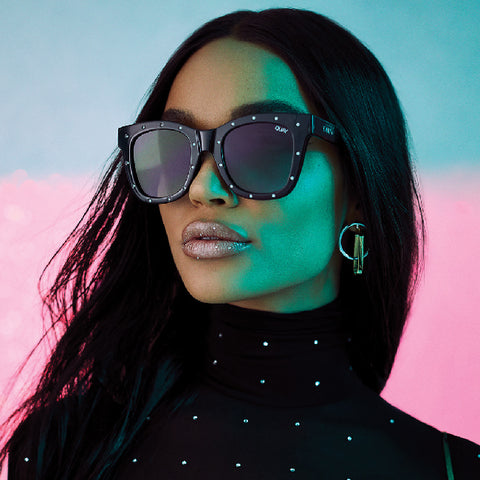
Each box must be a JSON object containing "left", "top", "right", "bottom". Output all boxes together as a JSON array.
[
  {"left": 223, "top": 123, "right": 293, "bottom": 194},
  {"left": 132, "top": 129, "right": 191, "bottom": 198}
]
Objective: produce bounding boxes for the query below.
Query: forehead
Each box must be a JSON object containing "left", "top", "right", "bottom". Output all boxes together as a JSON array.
[{"left": 164, "top": 37, "right": 311, "bottom": 129}]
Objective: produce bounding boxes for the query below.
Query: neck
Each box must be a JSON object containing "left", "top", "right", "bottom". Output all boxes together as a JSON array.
[{"left": 201, "top": 299, "right": 364, "bottom": 407}]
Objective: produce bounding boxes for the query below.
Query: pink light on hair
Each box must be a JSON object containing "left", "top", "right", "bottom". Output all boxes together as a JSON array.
[{"left": 0, "top": 170, "right": 93, "bottom": 429}]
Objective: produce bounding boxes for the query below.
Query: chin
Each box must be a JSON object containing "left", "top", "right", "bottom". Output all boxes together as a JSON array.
[
  {"left": 188, "top": 290, "right": 243, "bottom": 306},
  {"left": 181, "top": 276, "right": 265, "bottom": 306},
  {"left": 181, "top": 278, "right": 233, "bottom": 305}
]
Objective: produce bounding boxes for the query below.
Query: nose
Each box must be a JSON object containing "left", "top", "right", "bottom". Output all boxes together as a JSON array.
[{"left": 188, "top": 153, "right": 239, "bottom": 207}]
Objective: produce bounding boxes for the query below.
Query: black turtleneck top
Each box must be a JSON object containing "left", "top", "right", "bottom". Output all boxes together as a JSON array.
[
  {"left": 9, "top": 301, "right": 480, "bottom": 479},
  {"left": 112, "top": 301, "right": 480, "bottom": 479}
]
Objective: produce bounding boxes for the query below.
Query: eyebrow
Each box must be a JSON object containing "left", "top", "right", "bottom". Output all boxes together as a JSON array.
[
  {"left": 231, "top": 100, "right": 307, "bottom": 118},
  {"left": 160, "top": 108, "right": 195, "bottom": 124},
  {"left": 161, "top": 100, "right": 307, "bottom": 126}
]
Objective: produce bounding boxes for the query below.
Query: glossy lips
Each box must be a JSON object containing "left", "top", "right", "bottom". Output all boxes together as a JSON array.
[{"left": 182, "top": 221, "right": 251, "bottom": 259}]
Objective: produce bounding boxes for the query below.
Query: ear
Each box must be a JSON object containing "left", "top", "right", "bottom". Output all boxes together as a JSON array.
[{"left": 344, "top": 194, "right": 364, "bottom": 225}]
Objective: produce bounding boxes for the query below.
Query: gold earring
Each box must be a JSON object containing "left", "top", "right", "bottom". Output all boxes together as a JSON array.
[
  {"left": 338, "top": 223, "right": 368, "bottom": 275},
  {"left": 352, "top": 229, "right": 365, "bottom": 275}
]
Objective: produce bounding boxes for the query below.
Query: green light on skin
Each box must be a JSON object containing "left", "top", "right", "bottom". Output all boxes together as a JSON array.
[{"left": 160, "top": 38, "right": 355, "bottom": 314}]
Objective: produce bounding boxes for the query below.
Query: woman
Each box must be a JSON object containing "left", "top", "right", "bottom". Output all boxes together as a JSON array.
[{"left": 3, "top": 8, "right": 479, "bottom": 479}]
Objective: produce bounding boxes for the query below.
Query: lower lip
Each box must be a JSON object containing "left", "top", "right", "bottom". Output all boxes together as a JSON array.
[{"left": 182, "top": 239, "right": 251, "bottom": 259}]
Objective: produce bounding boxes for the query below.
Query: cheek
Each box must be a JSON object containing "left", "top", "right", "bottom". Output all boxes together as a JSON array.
[{"left": 258, "top": 153, "right": 339, "bottom": 266}]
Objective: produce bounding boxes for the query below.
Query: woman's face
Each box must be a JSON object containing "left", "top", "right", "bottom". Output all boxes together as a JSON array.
[{"left": 159, "top": 38, "right": 356, "bottom": 313}]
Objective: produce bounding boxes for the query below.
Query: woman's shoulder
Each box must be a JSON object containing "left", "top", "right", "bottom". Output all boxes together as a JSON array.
[
  {"left": 7, "top": 394, "right": 120, "bottom": 479},
  {"left": 443, "top": 432, "right": 480, "bottom": 478},
  {"left": 7, "top": 407, "right": 44, "bottom": 479},
  {"left": 374, "top": 394, "right": 480, "bottom": 478}
]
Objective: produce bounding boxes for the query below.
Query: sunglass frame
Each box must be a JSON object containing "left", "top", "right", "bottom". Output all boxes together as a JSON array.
[{"left": 118, "top": 112, "right": 339, "bottom": 203}]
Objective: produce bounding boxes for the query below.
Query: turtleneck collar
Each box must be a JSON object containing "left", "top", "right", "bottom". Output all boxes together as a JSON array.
[{"left": 202, "top": 299, "right": 363, "bottom": 407}]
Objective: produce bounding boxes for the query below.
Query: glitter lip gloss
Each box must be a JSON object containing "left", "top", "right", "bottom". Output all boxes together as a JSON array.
[{"left": 182, "top": 221, "right": 251, "bottom": 259}]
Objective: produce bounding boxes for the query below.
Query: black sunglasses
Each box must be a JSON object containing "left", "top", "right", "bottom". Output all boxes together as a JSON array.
[{"left": 118, "top": 113, "right": 339, "bottom": 203}]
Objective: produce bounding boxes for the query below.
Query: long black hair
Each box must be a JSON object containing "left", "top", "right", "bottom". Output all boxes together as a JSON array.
[{"left": 1, "top": 8, "right": 423, "bottom": 479}]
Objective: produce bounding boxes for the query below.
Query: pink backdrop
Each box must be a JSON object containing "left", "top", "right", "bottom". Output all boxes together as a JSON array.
[{"left": 1, "top": 168, "right": 479, "bottom": 449}]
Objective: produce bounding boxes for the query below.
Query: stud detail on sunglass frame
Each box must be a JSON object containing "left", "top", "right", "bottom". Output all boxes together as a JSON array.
[
  {"left": 252, "top": 116, "right": 256, "bottom": 120},
  {"left": 296, "top": 122, "right": 300, "bottom": 127},
  {"left": 290, "top": 176, "right": 294, "bottom": 181}
]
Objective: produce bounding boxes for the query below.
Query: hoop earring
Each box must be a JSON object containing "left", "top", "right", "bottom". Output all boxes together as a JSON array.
[{"left": 338, "top": 223, "right": 368, "bottom": 275}]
